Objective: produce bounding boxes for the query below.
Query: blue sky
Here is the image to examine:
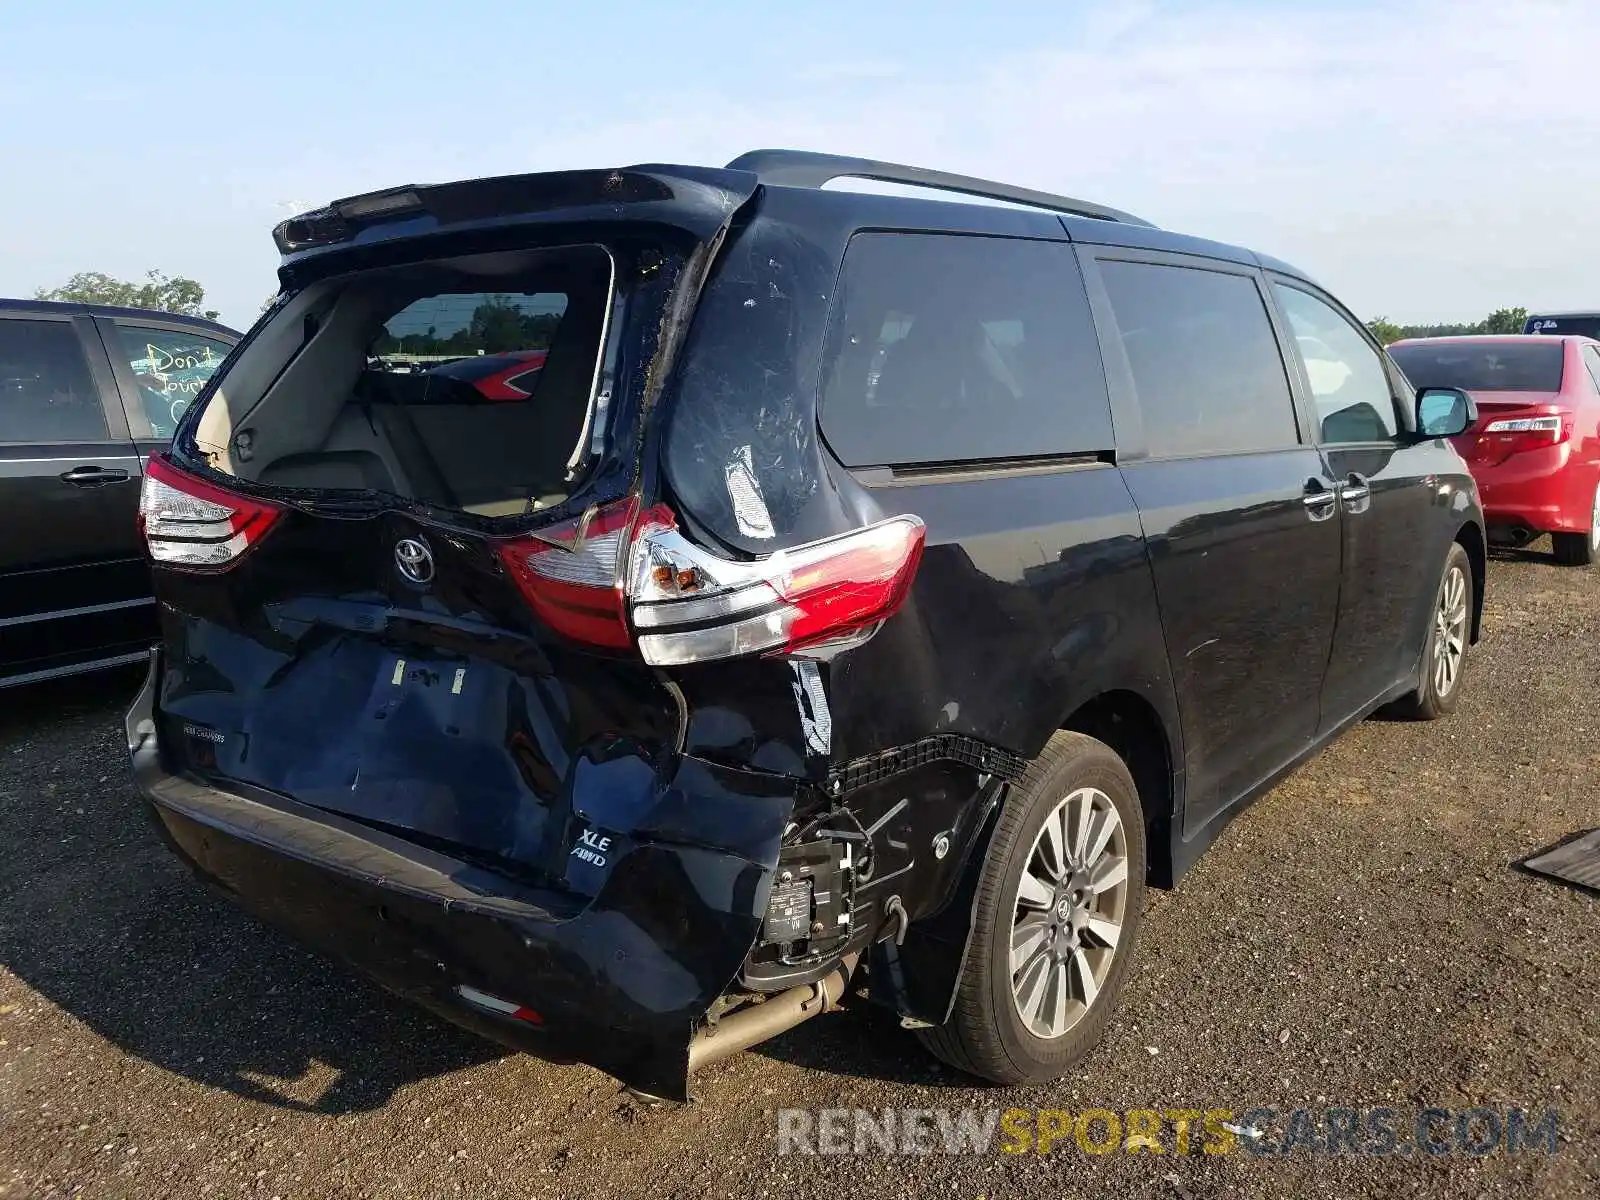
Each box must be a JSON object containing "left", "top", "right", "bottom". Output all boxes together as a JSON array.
[{"left": 2, "top": 0, "right": 1595, "bottom": 331}]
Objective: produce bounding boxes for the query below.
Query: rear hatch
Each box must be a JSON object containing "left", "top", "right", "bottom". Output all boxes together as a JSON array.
[
  {"left": 144, "top": 168, "right": 757, "bottom": 897},
  {"left": 142, "top": 166, "right": 927, "bottom": 903}
]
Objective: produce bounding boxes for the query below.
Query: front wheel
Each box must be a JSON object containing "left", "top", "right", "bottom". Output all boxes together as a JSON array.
[
  {"left": 916, "top": 731, "right": 1145, "bottom": 1085},
  {"left": 1393, "top": 542, "right": 1473, "bottom": 720}
]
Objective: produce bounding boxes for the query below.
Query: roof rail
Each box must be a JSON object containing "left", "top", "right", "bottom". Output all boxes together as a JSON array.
[{"left": 725, "top": 149, "right": 1156, "bottom": 228}]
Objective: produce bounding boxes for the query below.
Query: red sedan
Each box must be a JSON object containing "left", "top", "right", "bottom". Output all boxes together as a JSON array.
[
  {"left": 1389, "top": 334, "right": 1600, "bottom": 565},
  {"left": 425, "top": 349, "right": 548, "bottom": 400}
]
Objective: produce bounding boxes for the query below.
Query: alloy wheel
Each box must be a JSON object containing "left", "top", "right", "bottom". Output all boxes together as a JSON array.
[
  {"left": 1433, "top": 564, "right": 1469, "bottom": 697},
  {"left": 1009, "top": 786, "right": 1129, "bottom": 1039}
]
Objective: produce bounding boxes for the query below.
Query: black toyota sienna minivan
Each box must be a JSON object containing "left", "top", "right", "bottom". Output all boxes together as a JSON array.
[{"left": 127, "top": 151, "right": 1486, "bottom": 1099}]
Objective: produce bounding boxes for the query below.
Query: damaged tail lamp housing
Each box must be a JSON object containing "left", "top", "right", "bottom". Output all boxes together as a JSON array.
[
  {"left": 628, "top": 511, "right": 926, "bottom": 665},
  {"left": 495, "top": 501, "right": 926, "bottom": 665}
]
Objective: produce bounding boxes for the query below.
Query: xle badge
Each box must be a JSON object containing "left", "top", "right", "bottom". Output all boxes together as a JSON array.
[{"left": 571, "top": 827, "right": 611, "bottom": 868}]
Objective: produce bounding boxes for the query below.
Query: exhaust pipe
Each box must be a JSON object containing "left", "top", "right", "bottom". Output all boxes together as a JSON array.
[
  {"left": 688, "top": 953, "right": 859, "bottom": 1075},
  {"left": 1490, "top": 525, "right": 1535, "bottom": 548}
]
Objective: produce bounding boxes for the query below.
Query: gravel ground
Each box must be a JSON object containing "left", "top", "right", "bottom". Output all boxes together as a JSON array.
[{"left": 2, "top": 548, "right": 1597, "bottom": 1199}]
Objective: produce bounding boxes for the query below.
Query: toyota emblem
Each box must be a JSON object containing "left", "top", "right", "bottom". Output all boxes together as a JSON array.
[{"left": 394, "top": 537, "right": 435, "bottom": 584}]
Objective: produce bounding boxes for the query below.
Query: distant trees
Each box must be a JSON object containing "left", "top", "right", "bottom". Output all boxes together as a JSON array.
[
  {"left": 1367, "top": 318, "right": 1406, "bottom": 345},
  {"left": 35, "top": 270, "right": 221, "bottom": 320},
  {"left": 370, "top": 296, "right": 563, "bottom": 357},
  {"left": 1366, "top": 307, "right": 1529, "bottom": 345},
  {"left": 1480, "top": 307, "right": 1532, "bottom": 335}
]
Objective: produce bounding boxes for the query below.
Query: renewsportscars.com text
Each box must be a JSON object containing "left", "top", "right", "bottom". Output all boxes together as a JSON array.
[{"left": 774, "top": 1106, "right": 1561, "bottom": 1157}]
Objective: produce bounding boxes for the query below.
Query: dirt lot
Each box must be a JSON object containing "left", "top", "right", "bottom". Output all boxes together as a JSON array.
[{"left": 1, "top": 548, "right": 1597, "bottom": 1199}]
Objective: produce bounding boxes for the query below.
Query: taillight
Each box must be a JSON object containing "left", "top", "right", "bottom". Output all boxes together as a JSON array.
[
  {"left": 627, "top": 513, "right": 926, "bottom": 666},
  {"left": 1478, "top": 414, "right": 1569, "bottom": 456},
  {"left": 139, "top": 455, "right": 284, "bottom": 570},
  {"left": 494, "top": 499, "right": 926, "bottom": 664},
  {"left": 494, "top": 498, "right": 661, "bottom": 650}
]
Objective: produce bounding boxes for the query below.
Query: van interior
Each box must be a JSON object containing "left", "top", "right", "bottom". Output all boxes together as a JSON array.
[{"left": 191, "top": 244, "right": 614, "bottom": 518}]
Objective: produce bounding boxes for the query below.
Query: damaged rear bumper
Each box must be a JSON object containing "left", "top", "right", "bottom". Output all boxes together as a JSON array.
[{"left": 125, "top": 651, "right": 795, "bottom": 1101}]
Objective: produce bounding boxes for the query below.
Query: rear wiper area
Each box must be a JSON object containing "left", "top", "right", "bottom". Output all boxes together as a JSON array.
[{"left": 281, "top": 487, "right": 429, "bottom": 518}]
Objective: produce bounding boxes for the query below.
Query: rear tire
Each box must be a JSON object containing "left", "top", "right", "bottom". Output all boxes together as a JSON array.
[
  {"left": 1392, "top": 542, "right": 1472, "bottom": 720},
  {"left": 1551, "top": 532, "right": 1595, "bottom": 567},
  {"left": 1552, "top": 481, "right": 1600, "bottom": 567},
  {"left": 916, "top": 731, "right": 1145, "bottom": 1085}
]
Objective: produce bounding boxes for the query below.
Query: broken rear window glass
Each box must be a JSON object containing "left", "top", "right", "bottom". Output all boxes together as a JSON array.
[{"left": 188, "top": 245, "right": 613, "bottom": 517}]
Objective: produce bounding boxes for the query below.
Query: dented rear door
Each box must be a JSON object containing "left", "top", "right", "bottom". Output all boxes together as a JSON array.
[{"left": 154, "top": 167, "right": 768, "bottom": 897}]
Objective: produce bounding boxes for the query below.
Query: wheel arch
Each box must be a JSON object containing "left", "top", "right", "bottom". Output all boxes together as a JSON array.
[
  {"left": 1059, "top": 689, "right": 1180, "bottom": 890},
  {"left": 869, "top": 686, "right": 1183, "bottom": 1029},
  {"left": 1454, "top": 518, "right": 1486, "bottom": 643}
]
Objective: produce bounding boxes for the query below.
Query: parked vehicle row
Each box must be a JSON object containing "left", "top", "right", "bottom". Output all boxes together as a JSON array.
[
  {"left": 0, "top": 300, "right": 238, "bottom": 687},
  {"left": 124, "top": 150, "right": 1487, "bottom": 1100}
]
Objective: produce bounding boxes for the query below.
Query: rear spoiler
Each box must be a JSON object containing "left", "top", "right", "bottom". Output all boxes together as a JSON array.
[
  {"left": 274, "top": 146, "right": 1155, "bottom": 267},
  {"left": 273, "top": 165, "right": 760, "bottom": 269}
]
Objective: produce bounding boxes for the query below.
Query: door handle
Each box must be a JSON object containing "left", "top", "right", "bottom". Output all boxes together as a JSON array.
[
  {"left": 59, "top": 465, "right": 131, "bottom": 487},
  {"left": 1338, "top": 472, "right": 1371, "bottom": 514},
  {"left": 1302, "top": 478, "right": 1337, "bottom": 522}
]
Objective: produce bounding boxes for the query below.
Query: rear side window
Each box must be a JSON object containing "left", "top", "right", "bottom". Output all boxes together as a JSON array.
[
  {"left": 114, "top": 325, "right": 233, "bottom": 438},
  {"left": 1098, "top": 260, "right": 1297, "bottom": 457},
  {"left": 819, "top": 233, "right": 1112, "bottom": 466},
  {"left": 371, "top": 294, "right": 565, "bottom": 405},
  {"left": 0, "top": 318, "right": 108, "bottom": 443},
  {"left": 1387, "top": 341, "right": 1564, "bottom": 392},
  {"left": 374, "top": 292, "right": 566, "bottom": 366}
]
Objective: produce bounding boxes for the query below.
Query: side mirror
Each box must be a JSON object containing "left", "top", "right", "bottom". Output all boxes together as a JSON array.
[{"left": 1417, "top": 387, "right": 1475, "bottom": 438}]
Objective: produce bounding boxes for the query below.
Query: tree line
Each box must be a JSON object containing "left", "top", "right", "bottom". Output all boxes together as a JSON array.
[
  {"left": 33, "top": 274, "right": 560, "bottom": 358},
  {"left": 35, "top": 270, "right": 221, "bottom": 320},
  {"left": 1364, "top": 307, "right": 1528, "bottom": 346}
]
